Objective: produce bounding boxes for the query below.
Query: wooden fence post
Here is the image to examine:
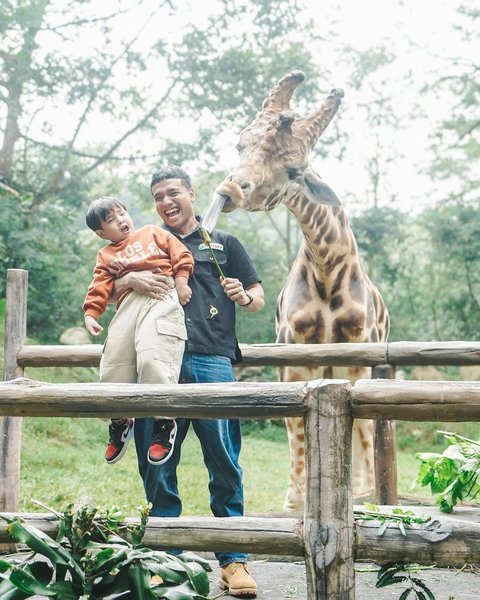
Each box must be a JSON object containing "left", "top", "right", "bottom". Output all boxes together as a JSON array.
[
  {"left": 372, "top": 364, "right": 398, "bottom": 505},
  {"left": 1, "top": 269, "right": 27, "bottom": 512},
  {"left": 304, "top": 380, "right": 354, "bottom": 600}
]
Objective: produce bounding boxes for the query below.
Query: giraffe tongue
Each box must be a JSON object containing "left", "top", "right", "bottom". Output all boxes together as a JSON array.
[{"left": 200, "top": 193, "right": 226, "bottom": 233}]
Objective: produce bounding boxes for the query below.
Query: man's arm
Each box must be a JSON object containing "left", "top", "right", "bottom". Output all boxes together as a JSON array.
[
  {"left": 220, "top": 279, "right": 265, "bottom": 313},
  {"left": 114, "top": 269, "right": 171, "bottom": 300}
]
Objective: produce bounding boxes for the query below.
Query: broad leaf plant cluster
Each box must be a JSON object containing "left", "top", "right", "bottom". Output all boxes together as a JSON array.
[
  {"left": 0, "top": 500, "right": 211, "bottom": 599},
  {"left": 417, "top": 430, "right": 480, "bottom": 513}
]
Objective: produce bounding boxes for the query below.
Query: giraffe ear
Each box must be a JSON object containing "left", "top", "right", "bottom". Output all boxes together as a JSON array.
[{"left": 301, "top": 167, "right": 341, "bottom": 206}]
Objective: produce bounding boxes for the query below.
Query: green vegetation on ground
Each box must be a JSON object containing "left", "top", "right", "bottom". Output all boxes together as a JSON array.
[
  {"left": 20, "top": 416, "right": 291, "bottom": 515},
  {"left": 19, "top": 413, "right": 480, "bottom": 515},
  {"left": 13, "top": 361, "right": 479, "bottom": 514}
]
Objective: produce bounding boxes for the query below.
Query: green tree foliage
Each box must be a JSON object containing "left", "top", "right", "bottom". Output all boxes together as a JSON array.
[
  {"left": 0, "top": 0, "right": 176, "bottom": 340},
  {"left": 351, "top": 201, "right": 480, "bottom": 342},
  {"left": 0, "top": 0, "right": 319, "bottom": 342},
  {"left": 420, "top": 199, "right": 480, "bottom": 339},
  {"left": 1, "top": 0, "right": 478, "bottom": 349},
  {"left": 341, "top": 3, "right": 480, "bottom": 344}
]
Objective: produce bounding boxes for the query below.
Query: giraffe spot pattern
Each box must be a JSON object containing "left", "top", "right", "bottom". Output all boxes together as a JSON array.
[
  {"left": 223, "top": 71, "right": 390, "bottom": 507},
  {"left": 349, "top": 265, "right": 366, "bottom": 304},
  {"left": 333, "top": 309, "right": 366, "bottom": 342},
  {"left": 330, "top": 295, "right": 344, "bottom": 310},
  {"left": 330, "top": 264, "right": 348, "bottom": 296}
]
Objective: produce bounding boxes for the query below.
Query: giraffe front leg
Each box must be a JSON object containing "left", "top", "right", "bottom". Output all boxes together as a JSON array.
[
  {"left": 352, "top": 418, "right": 374, "bottom": 495},
  {"left": 333, "top": 366, "right": 375, "bottom": 497},
  {"left": 284, "top": 416, "right": 306, "bottom": 512}
]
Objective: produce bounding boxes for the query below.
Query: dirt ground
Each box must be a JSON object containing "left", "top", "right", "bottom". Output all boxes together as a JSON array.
[
  {"left": 207, "top": 559, "right": 480, "bottom": 599},
  {"left": 3, "top": 552, "right": 478, "bottom": 598}
]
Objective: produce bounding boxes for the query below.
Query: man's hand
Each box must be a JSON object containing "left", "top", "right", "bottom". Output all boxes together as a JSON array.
[
  {"left": 85, "top": 315, "right": 103, "bottom": 336},
  {"left": 221, "top": 278, "right": 265, "bottom": 313},
  {"left": 221, "top": 277, "right": 250, "bottom": 305},
  {"left": 116, "top": 269, "right": 171, "bottom": 300}
]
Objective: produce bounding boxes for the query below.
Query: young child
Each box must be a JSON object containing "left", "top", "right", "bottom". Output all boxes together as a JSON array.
[{"left": 83, "top": 196, "right": 194, "bottom": 466}]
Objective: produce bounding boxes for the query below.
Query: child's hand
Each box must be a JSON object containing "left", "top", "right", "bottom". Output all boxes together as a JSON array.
[
  {"left": 85, "top": 315, "right": 103, "bottom": 336},
  {"left": 177, "top": 284, "right": 192, "bottom": 305}
]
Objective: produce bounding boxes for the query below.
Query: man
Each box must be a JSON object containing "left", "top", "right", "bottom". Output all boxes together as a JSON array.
[{"left": 117, "top": 165, "right": 264, "bottom": 598}]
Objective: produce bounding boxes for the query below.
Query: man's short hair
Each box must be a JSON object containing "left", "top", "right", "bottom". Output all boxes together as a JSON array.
[
  {"left": 86, "top": 196, "right": 127, "bottom": 231},
  {"left": 150, "top": 165, "right": 192, "bottom": 191}
]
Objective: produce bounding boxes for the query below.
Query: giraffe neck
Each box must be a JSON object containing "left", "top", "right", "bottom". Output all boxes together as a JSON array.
[{"left": 283, "top": 188, "right": 361, "bottom": 287}]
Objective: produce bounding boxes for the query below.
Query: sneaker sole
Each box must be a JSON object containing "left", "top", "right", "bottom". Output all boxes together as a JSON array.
[
  {"left": 219, "top": 579, "right": 257, "bottom": 598},
  {"left": 105, "top": 421, "right": 134, "bottom": 465},
  {"left": 147, "top": 423, "right": 178, "bottom": 466}
]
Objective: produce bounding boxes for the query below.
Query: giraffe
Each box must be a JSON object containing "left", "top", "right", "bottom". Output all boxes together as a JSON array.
[{"left": 215, "top": 70, "right": 390, "bottom": 511}]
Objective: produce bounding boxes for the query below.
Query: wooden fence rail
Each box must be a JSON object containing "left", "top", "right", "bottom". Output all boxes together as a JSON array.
[
  {"left": 1, "top": 376, "right": 480, "bottom": 598},
  {"left": 2, "top": 511, "right": 479, "bottom": 567},
  {"left": 3, "top": 268, "right": 480, "bottom": 599},
  {"left": 16, "top": 340, "right": 480, "bottom": 368},
  {"left": 2, "top": 377, "right": 480, "bottom": 421}
]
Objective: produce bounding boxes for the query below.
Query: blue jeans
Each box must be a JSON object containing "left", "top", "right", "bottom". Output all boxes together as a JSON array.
[{"left": 134, "top": 352, "right": 247, "bottom": 566}]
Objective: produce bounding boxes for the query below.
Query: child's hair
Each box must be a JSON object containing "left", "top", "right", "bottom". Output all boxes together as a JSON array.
[{"left": 86, "top": 197, "right": 127, "bottom": 231}]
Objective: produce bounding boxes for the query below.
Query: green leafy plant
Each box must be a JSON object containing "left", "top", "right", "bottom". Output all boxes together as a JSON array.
[
  {"left": 354, "top": 503, "right": 431, "bottom": 536},
  {"left": 416, "top": 430, "right": 480, "bottom": 513},
  {"left": 376, "top": 563, "right": 436, "bottom": 599},
  {"left": 355, "top": 505, "right": 436, "bottom": 599},
  {"left": 0, "top": 499, "right": 211, "bottom": 599}
]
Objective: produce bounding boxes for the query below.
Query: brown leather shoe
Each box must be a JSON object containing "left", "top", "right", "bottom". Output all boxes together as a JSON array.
[{"left": 219, "top": 562, "right": 257, "bottom": 598}]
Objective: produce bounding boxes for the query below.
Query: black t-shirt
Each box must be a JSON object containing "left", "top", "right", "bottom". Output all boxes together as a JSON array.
[{"left": 168, "top": 225, "right": 260, "bottom": 361}]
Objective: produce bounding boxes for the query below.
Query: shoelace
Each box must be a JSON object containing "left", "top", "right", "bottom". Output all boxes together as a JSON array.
[{"left": 230, "top": 563, "right": 249, "bottom": 574}]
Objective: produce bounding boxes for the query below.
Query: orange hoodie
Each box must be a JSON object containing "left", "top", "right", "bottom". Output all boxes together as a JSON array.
[{"left": 83, "top": 225, "right": 194, "bottom": 320}]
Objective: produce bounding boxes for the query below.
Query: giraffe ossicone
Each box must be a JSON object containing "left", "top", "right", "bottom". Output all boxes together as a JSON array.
[{"left": 216, "top": 71, "right": 390, "bottom": 511}]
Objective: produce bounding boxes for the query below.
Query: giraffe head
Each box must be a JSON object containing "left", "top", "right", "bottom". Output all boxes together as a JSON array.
[{"left": 216, "top": 70, "right": 343, "bottom": 213}]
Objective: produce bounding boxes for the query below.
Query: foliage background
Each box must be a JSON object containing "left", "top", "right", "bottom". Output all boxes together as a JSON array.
[
  {"left": 0, "top": 0, "right": 479, "bottom": 513},
  {"left": 1, "top": 0, "right": 478, "bottom": 345}
]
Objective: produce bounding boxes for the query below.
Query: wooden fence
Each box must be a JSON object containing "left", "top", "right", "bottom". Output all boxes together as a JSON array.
[{"left": 1, "top": 268, "right": 480, "bottom": 599}]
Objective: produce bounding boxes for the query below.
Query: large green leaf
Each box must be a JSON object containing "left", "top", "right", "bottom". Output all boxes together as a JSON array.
[
  {"left": 9, "top": 568, "right": 57, "bottom": 596},
  {"left": 92, "top": 566, "right": 132, "bottom": 598},
  {"left": 180, "top": 561, "right": 210, "bottom": 595},
  {"left": 176, "top": 553, "right": 211, "bottom": 570},
  {"left": 0, "top": 560, "right": 14, "bottom": 574},
  {"left": 128, "top": 562, "right": 156, "bottom": 600},
  {"left": 88, "top": 548, "right": 129, "bottom": 579},
  {"left": 47, "top": 580, "right": 77, "bottom": 600},
  {"left": 145, "top": 563, "right": 186, "bottom": 585},
  {"left": 7, "top": 521, "right": 84, "bottom": 584},
  {"left": 152, "top": 580, "right": 209, "bottom": 600}
]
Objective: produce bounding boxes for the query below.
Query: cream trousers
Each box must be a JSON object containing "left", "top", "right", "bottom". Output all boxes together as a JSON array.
[{"left": 100, "top": 285, "right": 187, "bottom": 389}]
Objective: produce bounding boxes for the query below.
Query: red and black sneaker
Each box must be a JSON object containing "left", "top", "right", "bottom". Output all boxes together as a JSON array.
[
  {"left": 105, "top": 418, "right": 134, "bottom": 464},
  {"left": 147, "top": 419, "right": 177, "bottom": 465}
]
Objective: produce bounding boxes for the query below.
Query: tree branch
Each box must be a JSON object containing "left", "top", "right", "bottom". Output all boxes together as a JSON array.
[
  {"left": 41, "top": 0, "right": 153, "bottom": 33},
  {"left": 79, "top": 81, "right": 176, "bottom": 177},
  {"left": 47, "top": 5, "right": 161, "bottom": 192}
]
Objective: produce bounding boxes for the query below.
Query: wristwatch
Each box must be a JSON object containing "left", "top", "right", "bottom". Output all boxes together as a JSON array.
[{"left": 241, "top": 290, "right": 254, "bottom": 307}]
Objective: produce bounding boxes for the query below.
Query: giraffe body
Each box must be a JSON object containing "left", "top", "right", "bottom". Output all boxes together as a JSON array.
[{"left": 215, "top": 71, "right": 389, "bottom": 511}]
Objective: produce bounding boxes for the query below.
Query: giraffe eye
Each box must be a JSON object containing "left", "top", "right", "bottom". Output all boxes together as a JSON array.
[{"left": 287, "top": 168, "right": 302, "bottom": 180}]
